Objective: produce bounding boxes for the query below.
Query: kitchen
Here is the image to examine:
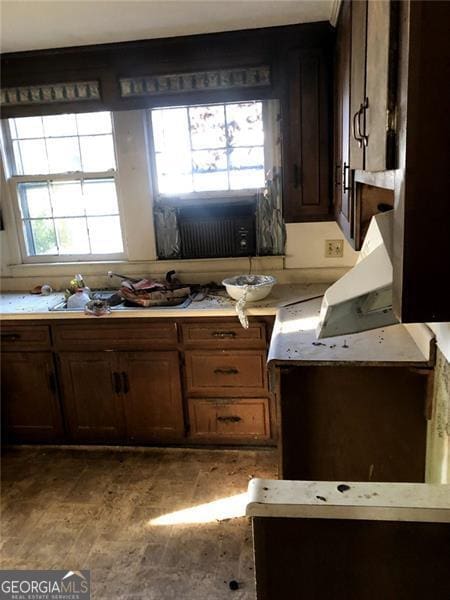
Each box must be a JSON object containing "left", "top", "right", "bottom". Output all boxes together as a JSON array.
[{"left": 0, "top": 1, "right": 449, "bottom": 599}]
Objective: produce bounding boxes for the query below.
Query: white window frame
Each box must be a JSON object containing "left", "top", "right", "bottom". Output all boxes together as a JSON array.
[
  {"left": 1, "top": 113, "right": 127, "bottom": 264},
  {"left": 147, "top": 100, "right": 270, "bottom": 206}
]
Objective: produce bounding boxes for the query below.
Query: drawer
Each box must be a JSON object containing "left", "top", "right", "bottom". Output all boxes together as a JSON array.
[
  {"left": 53, "top": 321, "right": 177, "bottom": 350},
  {"left": 185, "top": 350, "right": 267, "bottom": 396},
  {"left": 182, "top": 321, "right": 266, "bottom": 348},
  {"left": 0, "top": 324, "right": 51, "bottom": 351},
  {"left": 188, "top": 398, "right": 271, "bottom": 441}
]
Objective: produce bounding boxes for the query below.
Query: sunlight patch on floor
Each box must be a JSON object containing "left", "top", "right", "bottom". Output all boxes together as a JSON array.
[{"left": 149, "top": 492, "right": 248, "bottom": 525}]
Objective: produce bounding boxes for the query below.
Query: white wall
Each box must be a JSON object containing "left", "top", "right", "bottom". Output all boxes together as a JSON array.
[{"left": 285, "top": 222, "right": 359, "bottom": 269}]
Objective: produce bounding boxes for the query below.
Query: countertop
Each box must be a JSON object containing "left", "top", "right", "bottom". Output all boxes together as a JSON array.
[
  {"left": 0, "top": 283, "right": 328, "bottom": 320},
  {"left": 268, "top": 296, "right": 435, "bottom": 366},
  {"left": 246, "top": 479, "right": 450, "bottom": 523}
]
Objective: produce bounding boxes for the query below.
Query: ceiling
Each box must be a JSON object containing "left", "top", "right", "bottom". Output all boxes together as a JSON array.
[{"left": 0, "top": 0, "right": 337, "bottom": 54}]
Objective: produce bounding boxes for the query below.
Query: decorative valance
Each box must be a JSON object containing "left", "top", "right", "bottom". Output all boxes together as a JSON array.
[
  {"left": 119, "top": 65, "right": 270, "bottom": 98},
  {"left": 0, "top": 80, "right": 100, "bottom": 107}
]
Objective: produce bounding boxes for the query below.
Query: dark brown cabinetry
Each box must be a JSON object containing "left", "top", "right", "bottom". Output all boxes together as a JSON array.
[
  {"left": 121, "top": 351, "right": 184, "bottom": 442},
  {"left": 334, "top": 0, "right": 398, "bottom": 249},
  {"left": 283, "top": 49, "right": 332, "bottom": 222},
  {"left": 181, "top": 319, "right": 275, "bottom": 444},
  {"left": 349, "top": 0, "right": 398, "bottom": 172},
  {"left": 1, "top": 317, "right": 275, "bottom": 446},
  {"left": 58, "top": 352, "right": 125, "bottom": 443},
  {"left": 333, "top": 0, "right": 353, "bottom": 243},
  {"left": 54, "top": 321, "right": 184, "bottom": 443},
  {"left": 1, "top": 351, "right": 63, "bottom": 443}
]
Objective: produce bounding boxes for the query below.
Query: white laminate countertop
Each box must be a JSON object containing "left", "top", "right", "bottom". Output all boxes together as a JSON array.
[
  {"left": 268, "top": 296, "right": 435, "bottom": 366},
  {"left": 0, "top": 283, "right": 328, "bottom": 320},
  {"left": 246, "top": 479, "right": 450, "bottom": 523}
]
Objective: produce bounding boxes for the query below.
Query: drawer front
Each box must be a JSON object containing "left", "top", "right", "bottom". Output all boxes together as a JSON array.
[
  {"left": 182, "top": 321, "right": 266, "bottom": 348},
  {"left": 189, "top": 398, "right": 271, "bottom": 441},
  {"left": 185, "top": 350, "right": 267, "bottom": 396},
  {"left": 53, "top": 322, "right": 177, "bottom": 350},
  {"left": 0, "top": 325, "right": 51, "bottom": 351}
]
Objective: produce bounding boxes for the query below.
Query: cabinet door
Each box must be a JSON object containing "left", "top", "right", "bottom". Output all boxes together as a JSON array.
[
  {"left": 1, "top": 352, "right": 63, "bottom": 442},
  {"left": 58, "top": 352, "right": 125, "bottom": 443},
  {"left": 120, "top": 351, "right": 184, "bottom": 443},
  {"left": 365, "top": 0, "right": 397, "bottom": 171},
  {"left": 283, "top": 48, "right": 331, "bottom": 222},
  {"left": 349, "top": 0, "right": 367, "bottom": 170},
  {"left": 334, "top": 0, "right": 353, "bottom": 242}
]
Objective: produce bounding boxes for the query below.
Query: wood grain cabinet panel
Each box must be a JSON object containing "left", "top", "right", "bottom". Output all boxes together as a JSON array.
[
  {"left": 58, "top": 352, "right": 125, "bottom": 443},
  {"left": 1, "top": 352, "right": 63, "bottom": 442},
  {"left": 0, "top": 325, "right": 51, "bottom": 351},
  {"left": 181, "top": 321, "right": 266, "bottom": 348},
  {"left": 185, "top": 350, "right": 268, "bottom": 397},
  {"left": 189, "top": 398, "right": 271, "bottom": 442},
  {"left": 53, "top": 321, "right": 177, "bottom": 350},
  {"left": 121, "top": 351, "right": 184, "bottom": 443}
]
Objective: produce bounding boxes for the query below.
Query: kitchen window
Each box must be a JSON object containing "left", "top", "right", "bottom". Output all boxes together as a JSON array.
[
  {"left": 2, "top": 111, "right": 125, "bottom": 261},
  {"left": 149, "top": 100, "right": 266, "bottom": 198}
]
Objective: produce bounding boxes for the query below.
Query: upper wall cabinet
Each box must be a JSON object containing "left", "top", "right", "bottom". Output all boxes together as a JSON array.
[
  {"left": 349, "top": 0, "right": 398, "bottom": 172},
  {"left": 282, "top": 49, "right": 332, "bottom": 223}
]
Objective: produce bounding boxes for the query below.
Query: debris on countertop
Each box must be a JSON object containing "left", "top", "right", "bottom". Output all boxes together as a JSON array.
[{"left": 268, "top": 296, "right": 434, "bottom": 366}]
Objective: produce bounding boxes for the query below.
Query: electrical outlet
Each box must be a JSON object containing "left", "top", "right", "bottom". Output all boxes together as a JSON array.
[{"left": 325, "top": 239, "right": 344, "bottom": 258}]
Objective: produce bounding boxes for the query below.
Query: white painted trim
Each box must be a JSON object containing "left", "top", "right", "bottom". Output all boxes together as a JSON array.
[{"left": 329, "top": 0, "right": 342, "bottom": 26}]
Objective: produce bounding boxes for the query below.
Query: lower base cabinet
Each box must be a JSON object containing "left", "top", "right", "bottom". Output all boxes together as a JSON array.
[
  {"left": 1, "top": 352, "right": 63, "bottom": 443},
  {"left": 59, "top": 350, "right": 184, "bottom": 444}
]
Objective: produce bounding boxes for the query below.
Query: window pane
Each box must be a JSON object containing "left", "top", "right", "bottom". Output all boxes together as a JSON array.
[
  {"left": 55, "top": 218, "right": 90, "bottom": 254},
  {"left": 11, "top": 116, "right": 44, "bottom": 139},
  {"left": 15, "top": 139, "right": 48, "bottom": 175},
  {"left": 83, "top": 179, "right": 118, "bottom": 215},
  {"left": 88, "top": 216, "right": 123, "bottom": 253},
  {"left": 229, "top": 168, "right": 265, "bottom": 190},
  {"left": 80, "top": 135, "right": 115, "bottom": 171},
  {"left": 229, "top": 146, "right": 264, "bottom": 170},
  {"left": 193, "top": 171, "right": 229, "bottom": 192},
  {"left": 18, "top": 183, "right": 52, "bottom": 218},
  {"left": 28, "top": 219, "right": 57, "bottom": 255},
  {"left": 155, "top": 152, "right": 193, "bottom": 194},
  {"left": 189, "top": 105, "right": 226, "bottom": 149},
  {"left": 192, "top": 149, "right": 228, "bottom": 191},
  {"left": 47, "top": 137, "right": 81, "bottom": 172},
  {"left": 226, "top": 102, "right": 264, "bottom": 146},
  {"left": 43, "top": 114, "right": 77, "bottom": 137},
  {"left": 76, "top": 112, "right": 112, "bottom": 135},
  {"left": 50, "top": 181, "right": 84, "bottom": 217},
  {"left": 152, "top": 108, "right": 190, "bottom": 153},
  {"left": 229, "top": 146, "right": 265, "bottom": 189}
]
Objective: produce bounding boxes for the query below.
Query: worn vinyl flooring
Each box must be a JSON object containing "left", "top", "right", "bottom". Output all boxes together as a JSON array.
[{"left": 0, "top": 446, "right": 277, "bottom": 599}]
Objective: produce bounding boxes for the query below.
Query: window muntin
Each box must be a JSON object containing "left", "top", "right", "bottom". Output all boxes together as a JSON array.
[
  {"left": 150, "top": 101, "right": 265, "bottom": 196},
  {"left": 5, "top": 112, "right": 124, "bottom": 259}
]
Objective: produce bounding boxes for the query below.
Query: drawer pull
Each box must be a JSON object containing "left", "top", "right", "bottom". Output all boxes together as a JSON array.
[
  {"left": 112, "top": 372, "right": 122, "bottom": 394},
  {"left": 122, "top": 371, "right": 130, "bottom": 394},
  {"left": 214, "top": 367, "right": 239, "bottom": 375},
  {"left": 1, "top": 333, "right": 21, "bottom": 341},
  {"left": 212, "top": 331, "right": 236, "bottom": 338},
  {"left": 217, "top": 415, "right": 242, "bottom": 423}
]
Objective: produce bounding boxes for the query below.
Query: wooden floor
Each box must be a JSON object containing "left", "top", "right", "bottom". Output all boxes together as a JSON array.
[{"left": 1, "top": 445, "right": 277, "bottom": 599}]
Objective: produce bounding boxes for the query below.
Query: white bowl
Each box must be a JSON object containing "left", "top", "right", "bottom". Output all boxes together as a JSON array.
[{"left": 222, "top": 275, "right": 277, "bottom": 302}]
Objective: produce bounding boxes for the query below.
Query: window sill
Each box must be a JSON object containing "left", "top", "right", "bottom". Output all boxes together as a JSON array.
[{"left": 5, "top": 255, "right": 286, "bottom": 279}]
